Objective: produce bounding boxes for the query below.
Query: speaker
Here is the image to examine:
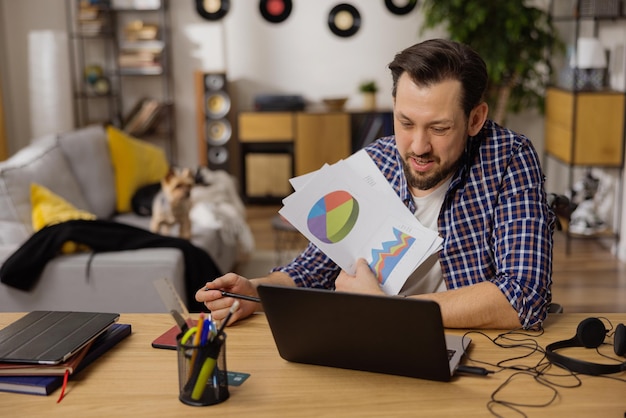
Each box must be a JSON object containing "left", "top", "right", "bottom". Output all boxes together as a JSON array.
[
  {"left": 546, "top": 317, "right": 626, "bottom": 375},
  {"left": 195, "top": 71, "right": 237, "bottom": 173}
]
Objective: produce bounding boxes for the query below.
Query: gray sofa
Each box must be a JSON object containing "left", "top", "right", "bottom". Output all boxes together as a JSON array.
[{"left": 0, "top": 125, "right": 239, "bottom": 313}]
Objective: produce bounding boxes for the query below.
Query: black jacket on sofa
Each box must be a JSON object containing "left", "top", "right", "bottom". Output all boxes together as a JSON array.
[{"left": 0, "top": 220, "right": 221, "bottom": 312}]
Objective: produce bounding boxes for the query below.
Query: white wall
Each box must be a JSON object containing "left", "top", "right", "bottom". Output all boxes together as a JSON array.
[
  {"left": 1, "top": 0, "right": 544, "bottom": 165},
  {"left": 0, "top": 0, "right": 66, "bottom": 155},
  {"left": 170, "top": 0, "right": 448, "bottom": 167}
]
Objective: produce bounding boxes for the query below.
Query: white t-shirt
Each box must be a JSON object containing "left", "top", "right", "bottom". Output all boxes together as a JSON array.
[{"left": 399, "top": 178, "right": 451, "bottom": 295}]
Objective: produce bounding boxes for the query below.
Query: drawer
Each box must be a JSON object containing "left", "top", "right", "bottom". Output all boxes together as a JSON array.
[{"left": 238, "top": 112, "right": 294, "bottom": 142}]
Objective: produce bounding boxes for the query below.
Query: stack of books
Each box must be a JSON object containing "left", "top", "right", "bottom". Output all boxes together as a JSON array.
[
  {"left": 0, "top": 313, "right": 131, "bottom": 396},
  {"left": 77, "top": 1, "right": 109, "bottom": 36}
]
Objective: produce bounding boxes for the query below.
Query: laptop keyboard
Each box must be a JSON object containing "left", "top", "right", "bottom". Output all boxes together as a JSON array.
[{"left": 447, "top": 349, "right": 456, "bottom": 360}]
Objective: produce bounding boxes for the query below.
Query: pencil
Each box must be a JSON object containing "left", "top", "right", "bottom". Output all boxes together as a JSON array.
[
  {"left": 188, "top": 312, "right": 205, "bottom": 378},
  {"left": 220, "top": 290, "right": 261, "bottom": 303}
]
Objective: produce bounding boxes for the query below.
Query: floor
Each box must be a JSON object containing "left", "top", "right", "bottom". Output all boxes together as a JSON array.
[{"left": 246, "top": 205, "right": 626, "bottom": 314}]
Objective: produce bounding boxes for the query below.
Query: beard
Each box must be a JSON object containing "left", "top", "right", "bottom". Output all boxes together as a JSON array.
[{"left": 401, "top": 151, "right": 463, "bottom": 192}]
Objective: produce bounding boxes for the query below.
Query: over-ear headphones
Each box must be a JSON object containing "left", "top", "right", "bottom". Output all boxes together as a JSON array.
[{"left": 546, "top": 317, "right": 626, "bottom": 375}]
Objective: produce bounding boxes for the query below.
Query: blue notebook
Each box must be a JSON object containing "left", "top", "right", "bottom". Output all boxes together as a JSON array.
[{"left": 0, "top": 323, "right": 131, "bottom": 396}]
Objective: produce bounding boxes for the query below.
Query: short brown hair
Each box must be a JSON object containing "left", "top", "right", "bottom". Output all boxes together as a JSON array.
[{"left": 388, "top": 39, "right": 487, "bottom": 117}]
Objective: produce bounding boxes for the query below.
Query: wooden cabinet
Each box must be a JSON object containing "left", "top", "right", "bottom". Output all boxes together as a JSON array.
[
  {"left": 294, "top": 113, "right": 351, "bottom": 176},
  {"left": 238, "top": 111, "right": 352, "bottom": 203},
  {"left": 239, "top": 112, "right": 294, "bottom": 201},
  {"left": 239, "top": 112, "right": 294, "bottom": 141},
  {"left": 545, "top": 88, "right": 625, "bottom": 167}
]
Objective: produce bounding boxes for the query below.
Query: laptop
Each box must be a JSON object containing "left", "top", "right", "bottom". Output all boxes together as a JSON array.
[
  {"left": 0, "top": 311, "right": 120, "bottom": 364},
  {"left": 257, "top": 285, "right": 471, "bottom": 382}
]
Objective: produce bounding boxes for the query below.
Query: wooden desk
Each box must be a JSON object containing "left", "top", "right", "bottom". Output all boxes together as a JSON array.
[{"left": 1, "top": 313, "right": 624, "bottom": 417}]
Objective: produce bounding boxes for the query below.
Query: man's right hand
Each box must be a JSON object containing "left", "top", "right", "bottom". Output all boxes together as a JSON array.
[{"left": 196, "top": 273, "right": 259, "bottom": 325}]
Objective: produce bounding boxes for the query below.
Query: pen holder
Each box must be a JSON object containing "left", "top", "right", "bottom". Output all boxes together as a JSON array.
[{"left": 177, "top": 333, "right": 229, "bottom": 406}]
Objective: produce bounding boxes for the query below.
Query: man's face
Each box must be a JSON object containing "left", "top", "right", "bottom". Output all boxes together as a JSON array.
[{"left": 393, "top": 74, "right": 470, "bottom": 197}]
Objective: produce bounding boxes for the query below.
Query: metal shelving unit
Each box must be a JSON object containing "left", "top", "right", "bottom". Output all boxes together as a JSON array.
[
  {"left": 545, "top": 0, "right": 626, "bottom": 252},
  {"left": 66, "top": 0, "right": 175, "bottom": 162}
]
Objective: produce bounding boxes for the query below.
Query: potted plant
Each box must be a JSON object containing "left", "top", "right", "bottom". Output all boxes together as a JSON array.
[
  {"left": 359, "top": 80, "right": 379, "bottom": 110},
  {"left": 420, "top": 1, "right": 563, "bottom": 124}
]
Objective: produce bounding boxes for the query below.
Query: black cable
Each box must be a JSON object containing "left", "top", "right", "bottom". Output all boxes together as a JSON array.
[
  {"left": 460, "top": 328, "right": 585, "bottom": 417},
  {"left": 85, "top": 251, "right": 97, "bottom": 282}
]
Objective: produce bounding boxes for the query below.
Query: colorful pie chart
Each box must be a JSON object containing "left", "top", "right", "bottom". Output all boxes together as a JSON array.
[{"left": 307, "top": 190, "right": 359, "bottom": 244}]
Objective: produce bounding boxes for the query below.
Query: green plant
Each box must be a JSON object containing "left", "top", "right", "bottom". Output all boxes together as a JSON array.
[
  {"left": 359, "top": 81, "right": 378, "bottom": 93},
  {"left": 420, "top": 1, "right": 563, "bottom": 124}
]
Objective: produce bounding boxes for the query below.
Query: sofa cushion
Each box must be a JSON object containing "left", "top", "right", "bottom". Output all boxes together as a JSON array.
[
  {"left": 106, "top": 125, "right": 169, "bottom": 214},
  {"left": 31, "top": 183, "right": 96, "bottom": 254},
  {"left": 0, "top": 134, "right": 89, "bottom": 245},
  {"left": 58, "top": 125, "right": 116, "bottom": 219},
  {"left": 31, "top": 183, "right": 96, "bottom": 230}
]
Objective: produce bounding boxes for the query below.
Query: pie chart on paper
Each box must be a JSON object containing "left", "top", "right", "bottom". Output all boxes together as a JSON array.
[{"left": 307, "top": 190, "right": 359, "bottom": 244}]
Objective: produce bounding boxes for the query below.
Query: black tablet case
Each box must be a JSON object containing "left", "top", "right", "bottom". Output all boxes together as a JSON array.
[{"left": 0, "top": 311, "right": 119, "bottom": 364}]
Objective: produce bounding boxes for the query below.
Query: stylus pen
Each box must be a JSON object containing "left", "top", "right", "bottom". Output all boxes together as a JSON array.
[{"left": 220, "top": 290, "right": 261, "bottom": 303}]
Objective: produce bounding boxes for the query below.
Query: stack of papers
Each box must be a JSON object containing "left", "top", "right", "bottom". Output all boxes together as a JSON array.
[{"left": 279, "top": 150, "right": 443, "bottom": 295}]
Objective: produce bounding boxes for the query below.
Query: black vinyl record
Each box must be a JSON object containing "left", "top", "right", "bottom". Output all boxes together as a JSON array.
[
  {"left": 328, "top": 4, "right": 361, "bottom": 38},
  {"left": 195, "top": 0, "right": 230, "bottom": 21},
  {"left": 384, "top": 0, "right": 418, "bottom": 16},
  {"left": 259, "top": 0, "right": 293, "bottom": 24}
]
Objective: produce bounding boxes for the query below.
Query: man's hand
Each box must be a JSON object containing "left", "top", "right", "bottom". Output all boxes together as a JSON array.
[
  {"left": 196, "top": 273, "right": 259, "bottom": 325},
  {"left": 335, "top": 258, "right": 385, "bottom": 296}
]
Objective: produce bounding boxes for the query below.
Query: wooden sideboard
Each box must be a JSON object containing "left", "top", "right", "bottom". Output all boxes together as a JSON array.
[{"left": 238, "top": 110, "right": 392, "bottom": 203}]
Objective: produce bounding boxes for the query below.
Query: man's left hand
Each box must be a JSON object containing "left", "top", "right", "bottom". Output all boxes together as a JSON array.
[{"left": 335, "top": 258, "right": 385, "bottom": 295}]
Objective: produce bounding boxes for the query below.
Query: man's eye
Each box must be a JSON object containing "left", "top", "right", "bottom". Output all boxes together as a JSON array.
[{"left": 432, "top": 127, "right": 449, "bottom": 134}]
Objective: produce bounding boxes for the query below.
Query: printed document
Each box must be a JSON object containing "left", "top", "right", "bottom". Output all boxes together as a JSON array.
[{"left": 279, "top": 150, "right": 442, "bottom": 295}]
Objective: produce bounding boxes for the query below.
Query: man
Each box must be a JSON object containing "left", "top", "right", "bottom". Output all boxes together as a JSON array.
[{"left": 197, "top": 39, "right": 554, "bottom": 330}]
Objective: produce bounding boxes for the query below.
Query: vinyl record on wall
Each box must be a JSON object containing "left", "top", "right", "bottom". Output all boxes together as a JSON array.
[
  {"left": 328, "top": 4, "right": 361, "bottom": 38},
  {"left": 384, "top": 0, "right": 418, "bottom": 16},
  {"left": 195, "top": 0, "right": 230, "bottom": 21},
  {"left": 259, "top": 0, "right": 293, "bottom": 24}
]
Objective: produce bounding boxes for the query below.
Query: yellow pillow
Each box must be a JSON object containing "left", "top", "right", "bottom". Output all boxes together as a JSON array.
[
  {"left": 106, "top": 125, "right": 169, "bottom": 213},
  {"left": 30, "top": 183, "right": 96, "bottom": 253}
]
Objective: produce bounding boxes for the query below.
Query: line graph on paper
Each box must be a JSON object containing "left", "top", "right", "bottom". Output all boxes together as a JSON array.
[{"left": 369, "top": 228, "right": 416, "bottom": 285}]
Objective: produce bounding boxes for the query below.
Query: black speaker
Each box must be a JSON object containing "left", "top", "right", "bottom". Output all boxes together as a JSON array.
[
  {"left": 546, "top": 317, "right": 626, "bottom": 375},
  {"left": 195, "top": 71, "right": 237, "bottom": 173}
]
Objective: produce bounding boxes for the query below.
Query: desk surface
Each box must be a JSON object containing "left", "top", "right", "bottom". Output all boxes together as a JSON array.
[{"left": 0, "top": 312, "right": 624, "bottom": 417}]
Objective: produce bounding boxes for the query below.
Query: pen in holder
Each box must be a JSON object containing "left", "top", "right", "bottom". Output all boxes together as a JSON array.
[{"left": 177, "top": 333, "right": 229, "bottom": 406}]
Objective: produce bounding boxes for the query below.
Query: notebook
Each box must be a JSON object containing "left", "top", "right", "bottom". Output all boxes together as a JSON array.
[
  {"left": 0, "top": 311, "right": 120, "bottom": 365},
  {"left": 0, "top": 323, "right": 131, "bottom": 396},
  {"left": 257, "top": 285, "right": 471, "bottom": 382}
]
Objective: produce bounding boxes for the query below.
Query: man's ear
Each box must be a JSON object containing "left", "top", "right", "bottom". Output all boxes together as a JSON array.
[{"left": 468, "top": 102, "right": 489, "bottom": 136}]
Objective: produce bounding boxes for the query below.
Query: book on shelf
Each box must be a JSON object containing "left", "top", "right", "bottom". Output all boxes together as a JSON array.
[
  {"left": 123, "top": 98, "right": 166, "bottom": 136},
  {"left": 0, "top": 323, "right": 131, "bottom": 396}
]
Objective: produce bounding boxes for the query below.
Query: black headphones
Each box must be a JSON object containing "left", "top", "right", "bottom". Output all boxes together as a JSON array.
[{"left": 546, "top": 317, "right": 626, "bottom": 375}]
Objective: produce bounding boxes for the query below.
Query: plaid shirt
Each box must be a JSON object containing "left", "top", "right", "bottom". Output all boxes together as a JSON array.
[{"left": 274, "top": 119, "right": 554, "bottom": 329}]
